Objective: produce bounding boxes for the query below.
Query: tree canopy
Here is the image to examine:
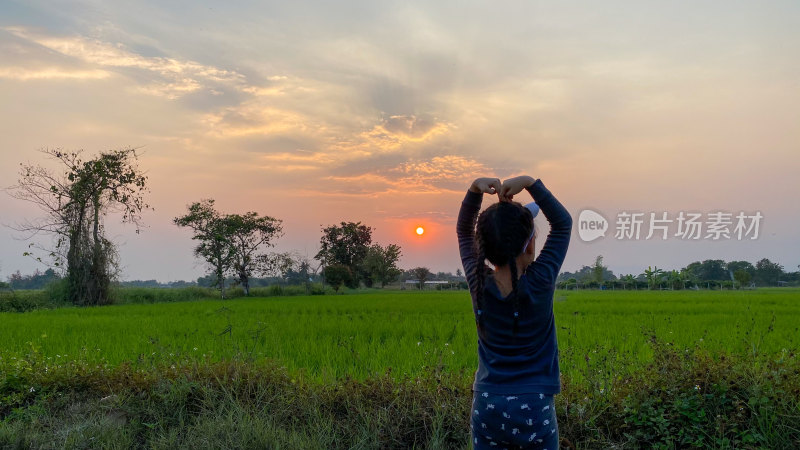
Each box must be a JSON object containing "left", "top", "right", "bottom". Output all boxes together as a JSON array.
[
  {"left": 409, "top": 267, "right": 432, "bottom": 290},
  {"left": 10, "top": 148, "right": 149, "bottom": 305},
  {"left": 174, "top": 200, "right": 283, "bottom": 297},
  {"left": 225, "top": 212, "right": 283, "bottom": 295},
  {"left": 174, "top": 199, "right": 236, "bottom": 298},
  {"left": 316, "top": 221, "right": 372, "bottom": 288},
  {"left": 363, "top": 244, "right": 402, "bottom": 288}
]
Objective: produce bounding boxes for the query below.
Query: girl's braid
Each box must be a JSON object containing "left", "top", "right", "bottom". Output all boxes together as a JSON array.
[
  {"left": 506, "top": 208, "right": 531, "bottom": 340},
  {"left": 473, "top": 212, "right": 490, "bottom": 340},
  {"left": 473, "top": 202, "right": 534, "bottom": 342},
  {"left": 509, "top": 254, "right": 520, "bottom": 339},
  {"left": 474, "top": 246, "right": 488, "bottom": 340}
]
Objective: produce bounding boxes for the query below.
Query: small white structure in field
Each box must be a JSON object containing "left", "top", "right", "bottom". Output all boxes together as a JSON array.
[{"left": 404, "top": 280, "right": 453, "bottom": 290}]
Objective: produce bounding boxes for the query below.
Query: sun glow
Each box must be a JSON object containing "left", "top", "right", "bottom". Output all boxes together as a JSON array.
[{"left": 416, "top": 226, "right": 425, "bottom": 236}]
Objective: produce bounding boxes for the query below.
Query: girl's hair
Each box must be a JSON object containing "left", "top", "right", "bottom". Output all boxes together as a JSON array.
[{"left": 473, "top": 201, "right": 535, "bottom": 340}]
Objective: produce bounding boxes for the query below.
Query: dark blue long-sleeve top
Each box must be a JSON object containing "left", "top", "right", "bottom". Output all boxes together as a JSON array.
[{"left": 457, "top": 179, "right": 572, "bottom": 394}]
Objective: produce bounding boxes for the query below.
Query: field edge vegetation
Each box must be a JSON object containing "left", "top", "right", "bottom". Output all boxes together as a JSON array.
[{"left": 1, "top": 332, "right": 798, "bottom": 449}]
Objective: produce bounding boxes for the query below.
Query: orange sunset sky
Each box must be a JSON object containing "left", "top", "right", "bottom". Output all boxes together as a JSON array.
[{"left": 1, "top": 1, "right": 799, "bottom": 282}]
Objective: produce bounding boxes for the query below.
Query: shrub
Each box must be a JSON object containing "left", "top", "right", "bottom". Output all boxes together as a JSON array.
[
  {"left": 323, "top": 265, "right": 352, "bottom": 293},
  {"left": 112, "top": 286, "right": 217, "bottom": 304},
  {"left": 0, "top": 280, "right": 71, "bottom": 312}
]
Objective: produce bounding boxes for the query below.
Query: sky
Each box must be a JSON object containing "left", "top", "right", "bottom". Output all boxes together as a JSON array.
[{"left": 1, "top": 1, "right": 799, "bottom": 282}]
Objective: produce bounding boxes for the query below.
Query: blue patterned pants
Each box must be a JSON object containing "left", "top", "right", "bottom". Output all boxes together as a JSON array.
[{"left": 470, "top": 391, "right": 558, "bottom": 450}]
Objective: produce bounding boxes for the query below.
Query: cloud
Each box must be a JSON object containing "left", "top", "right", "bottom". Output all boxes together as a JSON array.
[
  {"left": 385, "top": 155, "right": 487, "bottom": 192},
  {"left": 4, "top": 27, "right": 245, "bottom": 99},
  {"left": 313, "top": 154, "right": 488, "bottom": 197},
  {"left": 0, "top": 66, "right": 110, "bottom": 80},
  {"left": 201, "top": 105, "right": 320, "bottom": 138},
  {"left": 393, "top": 155, "right": 486, "bottom": 180},
  {"left": 334, "top": 115, "right": 451, "bottom": 157},
  {"left": 259, "top": 151, "right": 336, "bottom": 172},
  {"left": 380, "top": 115, "right": 445, "bottom": 139}
]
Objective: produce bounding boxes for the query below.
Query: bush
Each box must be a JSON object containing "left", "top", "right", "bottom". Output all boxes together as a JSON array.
[
  {"left": 112, "top": 286, "right": 218, "bottom": 304},
  {"left": 309, "top": 283, "right": 326, "bottom": 295},
  {"left": 0, "top": 280, "right": 71, "bottom": 312},
  {"left": 323, "top": 265, "right": 352, "bottom": 293},
  {"left": 268, "top": 284, "right": 284, "bottom": 296},
  {"left": 0, "top": 283, "right": 338, "bottom": 311},
  {"left": 1, "top": 337, "right": 798, "bottom": 448}
]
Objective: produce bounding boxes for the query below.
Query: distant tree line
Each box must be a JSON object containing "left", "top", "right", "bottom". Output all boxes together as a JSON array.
[
  {"left": 557, "top": 256, "right": 798, "bottom": 290},
  {"left": 117, "top": 279, "right": 197, "bottom": 289},
  {"left": 7, "top": 150, "right": 797, "bottom": 302},
  {"left": 4, "top": 268, "right": 61, "bottom": 290}
]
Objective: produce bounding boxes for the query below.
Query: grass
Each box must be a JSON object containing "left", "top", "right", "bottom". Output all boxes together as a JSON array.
[
  {"left": 1, "top": 289, "right": 799, "bottom": 448},
  {"left": 1, "top": 289, "right": 797, "bottom": 383}
]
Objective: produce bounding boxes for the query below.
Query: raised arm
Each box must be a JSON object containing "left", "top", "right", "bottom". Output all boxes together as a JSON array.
[
  {"left": 457, "top": 177, "right": 501, "bottom": 293},
  {"left": 524, "top": 179, "right": 572, "bottom": 285},
  {"left": 499, "top": 175, "right": 572, "bottom": 284}
]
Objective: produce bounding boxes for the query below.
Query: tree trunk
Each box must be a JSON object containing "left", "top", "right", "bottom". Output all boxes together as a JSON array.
[
  {"left": 67, "top": 204, "right": 87, "bottom": 305},
  {"left": 90, "top": 194, "right": 109, "bottom": 305},
  {"left": 240, "top": 270, "right": 250, "bottom": 296},
  {"left": 215, "top": 260, "right": 226, "bottom": 299}
]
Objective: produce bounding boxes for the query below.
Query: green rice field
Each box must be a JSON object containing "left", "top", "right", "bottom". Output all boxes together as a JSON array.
[{"left": 2, "top": 289, "right": 798, "bottom": 383}]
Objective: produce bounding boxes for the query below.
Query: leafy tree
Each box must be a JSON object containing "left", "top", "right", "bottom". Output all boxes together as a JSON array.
[
  {"left": 363, "top": 244, "right": 402, "bottom": 288},
  {"left": 679, "top": 268, "right": 697, "bottom": 289},
  {"left": 702, "top": 259, "right": 728, "bottom": 280},
  {"left": 666, "top": 270, "right": 682, "bottom": 290},
  {"left": 196, "top": 273, "right": 236, "bottom": 289},
  {"left": 409, "top": 267, "right": 432, "bottom": 290},
  {"left": 283, "top": 256, "right": 319, "bottom": 292},
  {"left": 559, "top": 263, "right": 617, "bottom": 285},
  {"left": 726, "top": 261, "right": 756, "bottom": 277},
  {"left": 642, "top": 266, "right": 665, "bottom": 290},
  {"left": 592, "top": 255, "right": 605, "bottom": 285},
  {"left": 565, "top": 277, "right": 578, "bottom": 290},
  {"left": 263, "top": 252, "right": 298, "bottom": 284},
  {"left": 733, "top": 269, "right": 752, "bottom": 289},
  {"left": 755, "top": 258, "right": 784, "bottom": 286},
  {"left": 315, "top": 222, "right": 372, "bottom": 288},
  {"left": 323, "top": 264, "right": 352, "bottom": 293},
  {"left": 685, "top": 260, "right": 727, "bottom": 282},
  {"left": 621, "top": 274, "right": 637, "bottom": 290},
  {"left": 174, "top": 199, "right": 236, "bottom": 298},
  {"left": 175, "top": 200, "right": 285, "bottom": 297},
  {"left": 225, "top": 212, "right": 283, "bottom": 295},
  {"left": 9, "top": 148, "right": 149, "bottom": 305},
  {"left": 275, "top": 254, "right": 320, "bottom": 293}
]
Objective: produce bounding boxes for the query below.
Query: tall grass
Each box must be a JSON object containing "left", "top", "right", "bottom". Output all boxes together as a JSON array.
[{"left": 1, "top": 334, "right": 797, "bottom": 448}]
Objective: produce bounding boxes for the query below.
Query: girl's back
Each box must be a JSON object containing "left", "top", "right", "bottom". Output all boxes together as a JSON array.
[{"left": 457, "top": 175, "right": 571, "bottom": 449}]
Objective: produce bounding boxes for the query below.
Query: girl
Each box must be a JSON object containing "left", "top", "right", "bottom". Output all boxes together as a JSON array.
[{"left": 457, "top": 175, "right": 572, "bottom": 450}]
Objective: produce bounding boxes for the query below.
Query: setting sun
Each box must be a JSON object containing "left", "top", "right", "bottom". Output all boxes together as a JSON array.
[{"left": 416, "top": 226, "right": 425, "bottom": 236}]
